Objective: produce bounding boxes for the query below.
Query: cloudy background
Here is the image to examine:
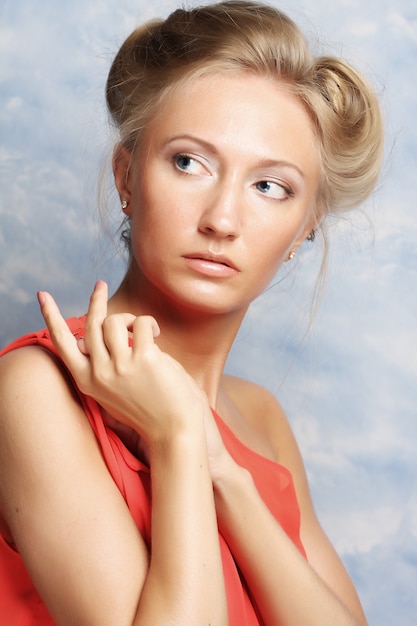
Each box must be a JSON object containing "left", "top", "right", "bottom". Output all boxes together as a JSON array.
[{"left": 1, "top": 0, "right": 416, "bottom": 623}]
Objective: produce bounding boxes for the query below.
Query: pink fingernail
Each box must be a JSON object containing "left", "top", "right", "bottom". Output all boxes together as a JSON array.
[
  {"left": 37, "top": 291, "right": 46, "bottom": 306},
  {"left": 94, "top": 279, "right": 106, "bottom": 291}
]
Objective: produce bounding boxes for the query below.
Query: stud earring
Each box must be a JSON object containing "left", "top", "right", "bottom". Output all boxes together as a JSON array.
[
  {"left": 121, "top": 200, "right": 128, "bottom": 210},
  {"left": 288, "top": 250, "right": 296, "bottom": 260}
]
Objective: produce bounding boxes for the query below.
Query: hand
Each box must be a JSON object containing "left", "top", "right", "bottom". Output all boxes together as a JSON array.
[{"left": 38, "top": 281, "right": 210, "bottom": 448}]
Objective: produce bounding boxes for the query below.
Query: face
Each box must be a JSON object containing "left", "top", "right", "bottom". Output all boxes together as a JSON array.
[{"left": 117, "top": 72, "right": 320, "bottom": 316}]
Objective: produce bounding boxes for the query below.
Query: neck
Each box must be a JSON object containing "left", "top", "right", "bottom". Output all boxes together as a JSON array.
[{"left": 108, "top": 268, "right": 247, "bottom": 407}]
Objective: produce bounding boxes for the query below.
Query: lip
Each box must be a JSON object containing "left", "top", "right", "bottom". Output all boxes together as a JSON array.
[{"left": 183, "top": 252, "right": 240, "bottom": 277}]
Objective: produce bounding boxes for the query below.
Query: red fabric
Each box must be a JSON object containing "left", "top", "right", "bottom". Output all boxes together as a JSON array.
[{"left": 0, "top": 318, "right": 306, "bottom": 625}]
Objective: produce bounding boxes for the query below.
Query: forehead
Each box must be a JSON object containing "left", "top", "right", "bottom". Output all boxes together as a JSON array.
[{"left": 144, "top": 72, "right": 320, "bottom": 177}]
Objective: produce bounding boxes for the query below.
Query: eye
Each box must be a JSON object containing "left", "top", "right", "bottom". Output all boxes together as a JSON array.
[
  {"left": 255, "top": 180, "right": 293, "bottom": 200},
  {"left": 173, "top": 154, "right": 207, "bottom": 176}
]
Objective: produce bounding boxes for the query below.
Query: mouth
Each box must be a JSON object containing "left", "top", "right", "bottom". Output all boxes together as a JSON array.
[
  {"left": 184, "top": 252, "right": 238, "bottom": 270},
  {"left": 183, "top": 252, "right": 240, "bottom": 277}
]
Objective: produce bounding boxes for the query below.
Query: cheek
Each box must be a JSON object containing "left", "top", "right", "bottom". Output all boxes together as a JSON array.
[
  {"left": 129, "top": 199, "right": 179, "bottom": 271},
  {"left": 131, "top": 175, "right": 186, "bottom": 232},
  {"left": 249, "top": 216, "right": 299, "bottom": 257}
]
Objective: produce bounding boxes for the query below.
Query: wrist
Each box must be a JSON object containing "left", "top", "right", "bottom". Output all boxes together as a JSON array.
[
  {"left": 140, "top": 398, "right": 209, "bottom": 454},
  {"left": 148, "top": 424, "right": 207, "bottom": 466},
  {"left": 212, "top": 452, "right": 251, "bottom": 496}
]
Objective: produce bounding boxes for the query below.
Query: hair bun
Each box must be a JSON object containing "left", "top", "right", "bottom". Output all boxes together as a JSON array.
[{"left": 312, "top": 57, "right": 384, "bottom": 212}]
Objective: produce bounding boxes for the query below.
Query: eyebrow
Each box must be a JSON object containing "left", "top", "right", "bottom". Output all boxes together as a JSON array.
[
  {"left": 165, "top": 134, "right": 220, "bottom": 157},
  {"left": 165, "top": 134, "right": 306, "bottom": 179},
  {"left": 254, "top": 157, "right": 306, "bottom": 180}
]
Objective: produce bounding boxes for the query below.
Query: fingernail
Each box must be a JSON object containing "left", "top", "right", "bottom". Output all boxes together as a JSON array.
[
  {"left": 94, "top": 279, "right": 106, "bottom": 291},
  {"left": 37, "top": 291, "right": 46, "bottom": 306},
  {"left": 76, "top": 337, "right": 89, "bottom": 355}
]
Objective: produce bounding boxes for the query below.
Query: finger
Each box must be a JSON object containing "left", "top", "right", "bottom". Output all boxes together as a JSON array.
[
  {"left": 131, "top": 316, "right": 161, "bottom": 356},
  {"left": 83, "top": 280, "right": 110, "bottom": 359},
  {"left": 102, "top": 313, "right": 137, "bottom": 361},
  {"left": 76, "top": 337, "right": 89, "bottom": 355},
  {"left": 38, "top": 291, "right": 87, "bottom": 373}
]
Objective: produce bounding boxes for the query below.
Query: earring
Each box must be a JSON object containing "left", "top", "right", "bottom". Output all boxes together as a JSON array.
[
  {"left": 288, "top": 250, "right": 296, "bottom": 260},
  {"left": 121, "top": 200, "right": 128, "bottom": 210},
  {"left": 307, "top": 228, "right": 316, "bottom": 242}
]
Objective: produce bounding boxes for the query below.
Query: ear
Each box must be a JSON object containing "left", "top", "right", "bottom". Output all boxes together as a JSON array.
[
  {"left": 295, "top": 220, "right": 319, "bottom": 250},
  {"left": 113, "top": 144, "right": 132, "bottom": 215},
  {"left": 302, "top": 221, "right": 318, "bottom": 245},
  {"left": 286, "top": 219, "right": 320, "bottom": 262}
]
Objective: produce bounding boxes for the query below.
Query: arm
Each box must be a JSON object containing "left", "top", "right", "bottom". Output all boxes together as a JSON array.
[
  {"left": 0, "top": 285, "right": 227, "bottom": 625},
  {"left": 212, "top": 381, "right": 367, "bottom": 626}
]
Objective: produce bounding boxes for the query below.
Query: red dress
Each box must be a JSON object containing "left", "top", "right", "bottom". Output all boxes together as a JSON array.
[{"left": 0, "top": 318, "right": 306, "bottom": 625}]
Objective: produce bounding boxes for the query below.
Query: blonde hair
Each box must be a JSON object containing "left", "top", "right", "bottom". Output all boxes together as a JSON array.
[{"left": 106, "top": 0, "right": 383, "bottom": 238}]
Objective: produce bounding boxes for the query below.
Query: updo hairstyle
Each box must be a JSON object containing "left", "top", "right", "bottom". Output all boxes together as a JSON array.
[{"left": 106, "top": 0, "right": 384, "bottom": 232}]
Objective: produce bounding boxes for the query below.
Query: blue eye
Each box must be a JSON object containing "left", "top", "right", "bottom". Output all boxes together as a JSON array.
[
  {"left": 176, "top": 155, "right": 193, "bottom": 171},
  {"left": 255, "top": 180, "right": 291, "bottom": 200},
  {"left": 173, "top": 153, "right": 206, "bottom": 175}
]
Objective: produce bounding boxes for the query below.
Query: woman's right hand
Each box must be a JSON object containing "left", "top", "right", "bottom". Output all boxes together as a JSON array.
[{"left": 38, "top": 280, "right": 210, "bottom": 449}]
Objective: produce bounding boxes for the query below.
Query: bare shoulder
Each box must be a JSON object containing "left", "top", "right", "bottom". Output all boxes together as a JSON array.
[
  {"left": 0, "top": 344, "right": 101, "bottom": 511},
  {"left": 221, "top": 373, "right": 295, "bottom": 460},
  {"left": 221, "top": 374, "right": 313, "bottom": 517},
  {"left": 0, "top": 345, "right": 84, "bottom": 528},
  {"left": 221, "top": 373, "right": 285, "bottom": 416},
  {"left": 0, "top": 345, "right": 150, "bottom": 623},
  {"left": 0, "top": 344, "right": 91, "bottom": 439},
  {"left": 222, "top": 374, "right": 366, "bottom": 616},
  {"left": 0, "top": 343, "right": 113, "bottom": 537},
  {"left": 1, "top": 342, "right": 76, "bottom": 388}
]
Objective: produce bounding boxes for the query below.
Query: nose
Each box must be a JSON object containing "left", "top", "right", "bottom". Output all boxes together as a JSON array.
[{"left": 198, "top": 182, "right": 242, "bottom": 240}]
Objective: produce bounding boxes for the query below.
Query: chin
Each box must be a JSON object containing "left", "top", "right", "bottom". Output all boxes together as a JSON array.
[{"left": 164, "top": 287, "right": 248, "bottom": 318}]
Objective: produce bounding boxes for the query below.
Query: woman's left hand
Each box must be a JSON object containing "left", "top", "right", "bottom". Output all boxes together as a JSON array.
[{"left": 37, "top": 281, "right": 212, "bottom": 449}]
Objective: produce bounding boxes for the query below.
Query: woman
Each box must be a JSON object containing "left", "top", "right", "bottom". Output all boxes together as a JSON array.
[{"left": 0, "top": 1, "right": 383, "bottom": 624}]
